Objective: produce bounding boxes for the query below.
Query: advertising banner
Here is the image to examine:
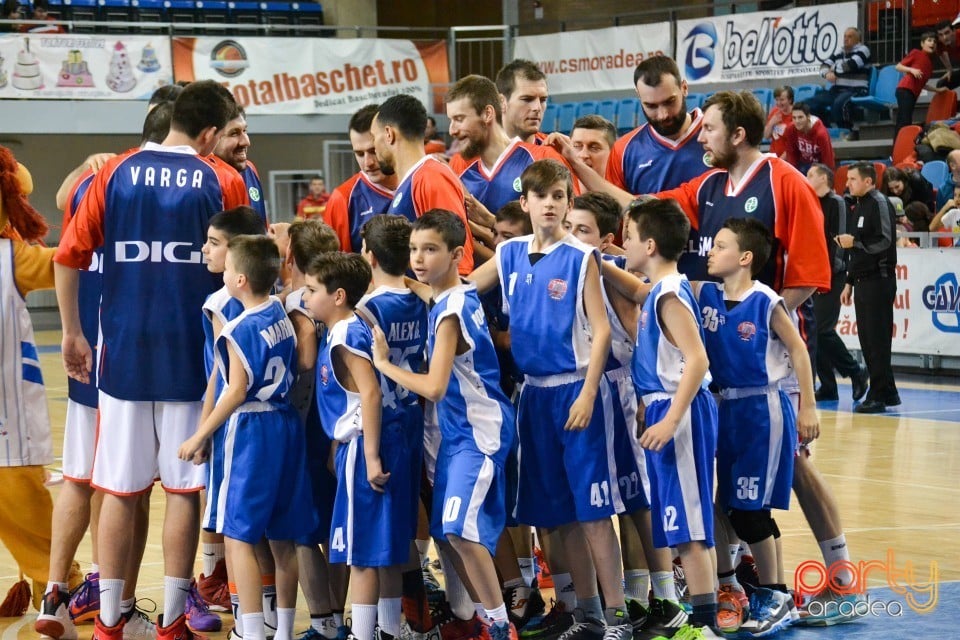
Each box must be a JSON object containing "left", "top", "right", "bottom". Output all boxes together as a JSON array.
[
  {"left": 172, "top": 37, "right": 449, "bottom": 115},
  {"left": 514, "top": 24, "right": 671, "bottom": 94},
  {"left": 676, "top": 2, "right": 858, "bottom": 85},
  {"left": 837, "top": 249, "right": 960, "bottom": 356},
  {"left": 0, "top": 33, "right": 172, "bottom": 99}
]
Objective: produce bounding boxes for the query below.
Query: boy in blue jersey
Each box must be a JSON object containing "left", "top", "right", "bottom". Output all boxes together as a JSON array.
[
  {"left": 563, "top": 193, "right": 689, "bottom": 636},
  {"left": 178, "top": 235, "right": 315, "bottom": 640},
  {"left": 469, "top": 160, "right": 633, "bottom": 640},
  {"left": 605, "top": 199, "right": 721, "bottom": 639},
  {"left": 357, "top": 214, "right": 428, "bottom": 640},
  {"left": 371, "top": 210, "right": 519, "bottom": 640},
  {"left": 302, "top": 253, "right": 408, "bottom": 640},
  {"left": 281, "top": 219, "right": 346, "bottom": 640},
  {"left": 695, "top": 218, "right": 818, "bottom": 636}
]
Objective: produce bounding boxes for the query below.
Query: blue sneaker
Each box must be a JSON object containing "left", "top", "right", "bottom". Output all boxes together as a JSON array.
[
  {"left": 735, "top": 588, "right": 791, "bottom": 638},
  {"left": 797, "top": 588, "right": 864, "bottom": 626}
]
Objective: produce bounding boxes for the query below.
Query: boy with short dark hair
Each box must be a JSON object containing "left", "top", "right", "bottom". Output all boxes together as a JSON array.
[
  {"left": 302, "top": 252, "right": 409, "bottom": 640},
  {"left": 179, "top": 235, "right": 315, "bottom": 640},
  {"left": 371, "top": 209, "right": 518, "bottom": 640}
]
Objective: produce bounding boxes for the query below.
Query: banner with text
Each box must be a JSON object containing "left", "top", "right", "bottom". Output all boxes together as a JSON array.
[
  {"left": 0, "top": 34, "right": 172, "bottom": 99},
  {"left": 172, "top": 37, "right": 449, "bottom": 115},
  {"left": 675, "top": 2, "right": 858, "bottom": 85},
  {"left": 514, "top": 24, "right": 671, "bottom": 95},
  {"left": 837, "top": 249, "right": 960, "bottom": 357}
]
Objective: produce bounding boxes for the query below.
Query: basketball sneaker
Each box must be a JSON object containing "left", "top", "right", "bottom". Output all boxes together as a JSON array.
[
  {"left": 734, "top": 557, "right": 759, "bottom": 596},
  {"left": 197, "top": 559, "right": 230, "bottom": 612},
  {"left": 185, "top": 580, "right": 222, "bottom": 632},
  {"left": 375, "top": 626, "right": 396, "bottom": 640},
  {"left": 556, "top": 609, "right": 603, "bottom": 640},
  {"left": 93, "top": 616, "right": 126, "bottom": 640},
  {"left": 735, "top": 588, "right": 791, "bottom": 637},
  {"left": 122, "top": 606, "right": 157, "bottom": 640},
  {"left": 638, "top": 598, "right": 687, "bottom": 638},
  {"left": 421, "top": 558, "right": 444, "bottom": 603},
  {"left": 504, "top": 585, "right": 546, "bottom": 629},
  {"left": 715, "top": 588, "right": 743, "bottom": 633},
  {"left": 488, "top": 621, "right": 520, "bottom": 640},
  {"left": 671, "top": 558, "right": 688, "bottom": 605},
  {"left": 796, "top": 587, "right": 864, "bottom": 626},
  {"left": 157, "top": 614, "right": 207, "bottom": 640},
  {"left": 660, "top": 623, "right": 723, "bottom": 639},
  {"left": 68, "top": 572, "right": 101, "bottom": 623},
  {"left": 439, "top": 614, "right": 489, "bottom": 640},
  {"left": 36, "top": 585, "right": 79, "bottom": 640},
  {"left": 519, "top": 600, "right": 573, "bottom": 640}
]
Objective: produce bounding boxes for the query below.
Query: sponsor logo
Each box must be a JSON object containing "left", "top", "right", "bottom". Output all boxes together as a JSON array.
[
  {"left": 392, "top": 192, "right": 403, "bottom": 208},
  {"left": 319, "top": 364, "right": 330, "bottom": 386},
  {"left": 209, "top": 40, "right": 250, "bottom": 78},
  {"left": 744, "top": 196, "right": 758, "bottom": 213},
  {"left": 114, "top": 241, "right": 202, "bottom": 264},
  {"left": 513, "top": 177, "right": 522, "bottom": 192},
  {"left": 248, "top": 186, "right": 261, "bottom": 202},
  {"left": 547, "top": 278, "right": 568, "bottom": 301},
  {"left": 737, "top": 321, "right": 756, "bottom": 341},
  {"left": 681, "top": 22, "right": 717, "bottom": 81},
  {"left": 921, "top": 273, "right": 960, "bottom": 332}
]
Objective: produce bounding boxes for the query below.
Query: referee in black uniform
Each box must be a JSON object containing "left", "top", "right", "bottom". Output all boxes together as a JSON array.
[{"left": 837, "top": 162, "right": 901, "bottom": 413}]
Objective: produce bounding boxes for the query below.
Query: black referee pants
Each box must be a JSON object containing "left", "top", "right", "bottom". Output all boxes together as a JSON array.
[
  {"left": 814, "top": 272, "right": 860, "bottom": 395},
  {"left": 853, "top": 274, "right": 899, "bottom": 403}
]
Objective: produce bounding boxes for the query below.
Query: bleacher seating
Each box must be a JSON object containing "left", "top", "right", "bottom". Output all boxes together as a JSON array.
[
  {"left": 132, "top": 0, "right": 164, "bottom": 33},
  {"left": 262, "top": 1, "right": 294, "bottom": 31},
  {"left": 687, "top": 93, "right": 704, "bottom": 111},
  {"left": 834, "top": 164, "right": 849, "bottom": 192},
  {"left": 926, "top": 90, "right": 958, "bottom": 124},
  {"left": 229, "top": 0, "right": 263, "bottom": 32},
  {"left": 196, "top": 0, "right": 228, "bottom": 33},
  {"left": 892, "top": 124, "right": 922, "bottom": 168},
  {"left": 293, "top": 1, "right": 323, "bottom": 35},
  {"left": 615, "top": 98, "right": 638, "bottom": 134},
  {"left": 65, "top": 0, "right": 99, "bottom": 31},
  {"left": 556, "top": 103, "right": 577, "bottom": 134},
  {"left": 851, "top": 65, "right": 899, "bottom": 114},
  {"left": 596, "top": 99, "right": 617, "bottom": 124},
  {"left": 575, "top": 101, "right": 597, "bottom": 119},
  {"left": 165, "top": 0, "right": 198, "bottom": 33},
  {"left": 541, "top": 103, "right": 558, "bottom": 134},
  {"left": 100, "top": 0, "right": 133, "bottom": 32},
  {"left": 751, "top": 88, "right": 773, "bottom": 112},
  {"left": 793, "top": 84, "right": 819, "bottom": 105}
]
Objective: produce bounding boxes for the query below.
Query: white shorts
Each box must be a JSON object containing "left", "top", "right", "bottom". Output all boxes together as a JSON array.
[
  {"left": 91, "top": 392, "right": 207, "bottom": 495},
  {"left": 423, "top": 401, "right": 441, "bottom": 486},
  {"left": 63, "top": 400, "right": 98, "bottom": 482}
]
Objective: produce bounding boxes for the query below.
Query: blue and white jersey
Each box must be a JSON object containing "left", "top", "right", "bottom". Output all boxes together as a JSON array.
[
  {"left": 316, "top": 314, "right": 406, "bottom": 442},
  {"left": 632, "top": 273, "right": 710, "bottom": 396},
  {"left": 68, "top": 172, "right": 101, "bottom": 409},
  {"left": 696, "top": 282, "right": 791, "bottom": 391},
  {"left": 600, "top": 254, "right": 634, "bottom": 371},
  {"left": 357, "top": 286, "right": 427, "bottom": 412},
  {"left": 241, "top": 162, "right": 267, "bottom": 224},
  {"left": 284, "top": 286, "right": 314, "bottom": 323},
  {"left": 495, "top": 234, "right": 596, "bottom": 377},
  {"left": 216, "top": 298, "right": 296, "bottom": 404},
  {"left": 203, "top": 286, "right": 244, "bottom": 378},
  {"left": 430, "top": 283, "right": 514, "bottom": 465}
]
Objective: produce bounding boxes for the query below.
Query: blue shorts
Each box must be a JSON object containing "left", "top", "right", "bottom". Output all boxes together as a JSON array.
[
  {"left": 605, "top": 367, "right": 651, "bottom": 514},
  {"left": 431, "top": 445, "right": 506, "bottom": 554},
  {"left": 515, "top": 375, "right": 618, "bottom": 528},
  {"left": 329, "top": 419, "right": 414, "bottom": 567},
  {"left": 404, "top": 402, "right": 425, "bottom": 539},
  {"left": 504, "top": 427, "right": 521, "bottom": 528},
  {"left": 716, "top": 388, "right": 797, "bottom": 513},
  {"left": 297, "top": 394, "right": 336, "bottom": 546},
  {"left": 644, "top": 388, "right": 718, "bottom": 549},
  {"left": 206, "top": 403, "right": 317, "bottom": 544}
]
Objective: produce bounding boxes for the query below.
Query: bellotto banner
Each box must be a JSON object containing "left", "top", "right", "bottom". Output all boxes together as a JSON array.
[
  {"left": 675, "top": 2, "right": 858, "bottom": 85},
  {"left": 837, "top": 248, "right": 960, "bottom": 357},
  {"left": 0, "top": 33, "right": 172, "bottom": 99},
  {"left": 172, "top": 37, "right": 449, "bottom": 114},
  {"left": 514, "top": 24, "right": 671, "bottom": 94}
]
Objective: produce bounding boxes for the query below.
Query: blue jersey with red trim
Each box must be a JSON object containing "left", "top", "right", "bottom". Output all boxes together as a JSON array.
[
  {"left": 241, "top": 162, "right": 267, "bottom": 223},
  {"left": 326, "top": 173, "right": 395, "bottom": 253},
  {"left": 66, "top": 172, "right": 99, "bottom": 408}
]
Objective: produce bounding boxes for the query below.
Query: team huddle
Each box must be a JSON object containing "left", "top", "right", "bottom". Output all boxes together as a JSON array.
[{"left": 35, "top": 53, "right": 866, "bottom": 640}]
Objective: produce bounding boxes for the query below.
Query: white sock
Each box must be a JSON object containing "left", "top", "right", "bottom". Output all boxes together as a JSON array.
[
  {"left": 231, "top": 593, "right": 244, "bottom": 635},
  {"left": 242, "top": 612, "right": 267, "bottom": 640},
  {"left": 313, "top": 615, "right": 338, "bottom": 639},
  {"left": 474, "top": 603, "right": 486, "bottom": 621},
  {"left": 728, "top": 544, "right": 741, "bottom": 569},
  {"left": 275, "top": 608, "right": 295, "bottom": 640},
  {"left": 163, "top": 576, "right": 192, "bottom": 622},
  {"left": 518, "top": 558, "right": 535, "bottom": 587},
  {"left": 624, "top": 569, "right": 650, "bottom": 601},
  {"left": 351, "top": 603, "right": 378, "bottom": 640},
  {"left": 91, "top": 563, "right": 100, "bottom": 574},
  {"left": 99, "top": 579, "right": 124, "bottom": 627},
  {"left": 121, "top": 597, "right": 135, "bottom": 615},
  {"left": 651, "top": 571, "right": 677, "bottom": 602},
  {"left": 263, "top": 584, "right": 278, "bottom": 631},
  {"left": 485, "top": 604, "right": 508, "bottom": 625},
  {"left": 719, "top": 572, "right": 742, "bottom": 589},
  {"left": 439, "top": 548, "right": 474, "bottom": 621},
  {"left": 45, "top": 581, "right": 68, "bottom": 596},
  {"left": 332, "top": 612, "right": 344, "bottom": 628},
  {"left": 819, "top": 535, "right": 854, "bottom": 587},
  {"left": 553, "top": 573, "right": 576, "bottom": 610},
  {"left": 377, "top": 598, "right": 402, "bottom": 636},
  {"left": 202, "top": 543, "right": 225, "bottom": 576}
]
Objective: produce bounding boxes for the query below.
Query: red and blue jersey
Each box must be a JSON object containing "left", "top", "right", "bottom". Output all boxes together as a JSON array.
[
  {"left": 241, "top": 161, "right": 267, "bottom": 224},
  {"left": 54, "top": 143, "right": 249, "bottom": 402},
  {"left": 325, "top": 172, "right": 395, "bottom": 253}
]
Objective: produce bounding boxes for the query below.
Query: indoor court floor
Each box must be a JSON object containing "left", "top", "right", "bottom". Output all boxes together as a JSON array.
[{"left": 1, "top": 330, "right": 958, "bottom": 639}]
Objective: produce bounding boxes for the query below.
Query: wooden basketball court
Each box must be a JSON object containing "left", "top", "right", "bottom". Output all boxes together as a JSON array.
[{"left": 1, "top": 329, "right": 957, "bottom": 638}]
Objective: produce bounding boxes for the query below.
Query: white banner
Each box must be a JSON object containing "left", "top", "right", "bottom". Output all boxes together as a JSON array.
[
  {"left": 0, "top": 34, "right": 172, "bottom": 99},
  {"left": 676, "top": 2, "right": 858, "bottom": 85},
  {"left": 514, "top": 24, "right": 671, "bottom": 94},
  {"left": 837, "top": 249, "right": 960, "bottom": 356},
  {"left": 173, "top": 37, "right": 448, "bottom": 115}
]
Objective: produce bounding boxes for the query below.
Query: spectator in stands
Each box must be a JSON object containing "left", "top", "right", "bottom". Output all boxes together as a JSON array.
[
  {"left": 782, "top": 102, "right": 835, "bottom": 173},
  {"left": 881, "top": 166, "right": 936, "bottom": 213},
  {"left": 296, "top": 175, "right": 329, "bottom": 219},
  {"left": 935, "top": 19, "right": 960, "bottom": 89},
  {"left": 20, "top": 0, "right": 63, "bottom": 33},
  {"left": 763, "top": 85, "right": 794, "bottom": 157},
  {"left": 936, "top": 149, "right": 960, "bottom": 211},
  {"left": 0, "top": 0, "right": 23, "bottom": 31},
  {"left": 894, "top": 32, "right": 940, "bottom": 142},
  {"left": 808, "top": 27, "right": 872, "bottom": 138},
  {"left": 930, "top": 183, "right": 960, "bottom": 244},
  {"left": 570, "top": 115, "right": 616, "bottom": 179},
  {"left": 424, "top": 116, "right": 446, "bottom": 155},
  {"left": 904, "top": 200, "right": 934, "bottom": 234},
  {"left": 495, "top": 59, "right": 549, "bottom": 144}
]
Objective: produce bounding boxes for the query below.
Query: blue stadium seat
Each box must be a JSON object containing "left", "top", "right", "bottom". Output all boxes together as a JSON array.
[
  {"left": 165, "top": 0, "right": 198, "bottom": 33},
  {"left": 99, "top": 0, "right": 133, "bottom": 32},
  {"left": 686, "top": 92, "right": 704, "bottom": 111},
  {"left": 751, "top": 88, "right": 773, "bottom": 112},
  {"left": 575, "top": 101, "right": 597, "bottom": 119},
  {"left": 132, "top": 0, "right": 164, "bottom": 32},
  {"left": 196, "top": 0, "right": 229, "bottom": 33},
  {"left": 921, "top": 160, "right": 949, "bottom": 189},
  {"left": 293, "top": 1, "right": 323, "bottom": 35},
  {"left": 229, "top": 0, "right": 261, "bottom": 33},
  {"left": 262, "top": 1, "right": 293, "bottom": 32},
  {"left": 557, "top": 103, "right": 578, "bottom": 134},
  {"left": 63, "top": 0, "right": 98, "bottom": 29},
  {"left": 793, "top": 84, "right": 819, "bottom": 105},
  {"left": 541, "top": 103, "right": 558, "bottom": 134},
  {"left": 47, "top": 0, "right": 64, "bottom": 20},
  {"left": 616, "top": 98, "right": 639, "bottom": 134},
  {"left": 596, "top": 99, "right": 617, "bottom": 123},
  {"left": 851, "top": 66, "right": 896, "bottom": 112}
]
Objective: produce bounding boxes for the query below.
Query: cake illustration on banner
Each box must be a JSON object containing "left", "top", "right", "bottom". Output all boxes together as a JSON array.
[
  {"left": 105, "top": 41, "right": 137, "bottom": 93},
  {"left": 0, "top": 54, "right": 7, "bottom": 89},
  {"left": 12, "top": 38, "right": 43, "bottom": 91},
  {"left": 138, "top": 42, "right": 161, "bottom": 72},
  {"left": 57, "top": 50, "right": 95, "bottom": 88}
]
